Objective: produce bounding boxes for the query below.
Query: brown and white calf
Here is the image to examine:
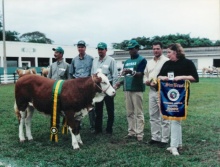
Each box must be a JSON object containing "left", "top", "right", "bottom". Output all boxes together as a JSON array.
[{"left": 14, "top": 72, "right": 115, "bottom": 149}]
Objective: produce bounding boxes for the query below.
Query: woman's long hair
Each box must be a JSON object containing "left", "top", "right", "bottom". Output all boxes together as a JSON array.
[{"left": 167, "top": 43, "right": 185, "bottom": 59}]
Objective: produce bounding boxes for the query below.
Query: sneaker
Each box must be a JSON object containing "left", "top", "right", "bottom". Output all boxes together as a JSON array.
[{"left": 167, "top": 147, "right": 179, "bottom": 156}]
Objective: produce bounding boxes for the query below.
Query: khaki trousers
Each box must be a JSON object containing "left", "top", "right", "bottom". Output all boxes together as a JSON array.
[
  {"left": 149, "top": 87, "right": 170, "bottom": 143},
  {"left": 124, "top": 91, "right": 144, "bottom": 138},
  {"left": 170, "top": 120, "right": 182, "bottom": 148}
]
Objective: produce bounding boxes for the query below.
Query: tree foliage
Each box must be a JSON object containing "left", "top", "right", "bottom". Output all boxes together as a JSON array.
[
  {"left": 112, "top": 34, "right": 220, "bottom": 50},
  {"left": 19, "top": 31, "right": 53, "bottom": 44},
  {"left": 0, "top": 20, "right": 53, "bottom": 44},
  {"left": 0, "top": 21, "right": 20, "bottom": 41}
]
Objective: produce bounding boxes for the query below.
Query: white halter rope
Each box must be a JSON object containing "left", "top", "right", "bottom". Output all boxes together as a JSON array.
[{"left": 91, "top": 74, "right": 111, "bottom": 93}]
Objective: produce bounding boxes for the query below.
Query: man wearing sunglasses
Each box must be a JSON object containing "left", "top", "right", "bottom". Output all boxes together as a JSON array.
[{"left": 91, "top": 42, "right": 118, "bottom": 135}]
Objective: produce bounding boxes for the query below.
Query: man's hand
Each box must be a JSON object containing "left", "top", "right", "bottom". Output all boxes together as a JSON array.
[
  {"left": 114, "top": 82, "right": 121, "bottom": 90},
  {"left": 122, "top": 69, "right": 132, "bottom": 75}
]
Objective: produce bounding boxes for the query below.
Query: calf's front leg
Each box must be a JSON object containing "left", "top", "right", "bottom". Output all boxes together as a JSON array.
[{"left": 69, "top": 127, "right": 80, "bottom": 149}]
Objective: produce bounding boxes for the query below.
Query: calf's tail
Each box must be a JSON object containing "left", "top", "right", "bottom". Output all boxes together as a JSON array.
[{"left": 14, "top": 101, "right": 21, "bottom": 123}]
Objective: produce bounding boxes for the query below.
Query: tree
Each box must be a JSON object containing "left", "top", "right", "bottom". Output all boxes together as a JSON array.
[
  {"left": 112, "top": 34, "right": 219, "bottom": 50},
  {"left": 0, "top": 21, "right": 20, "bottom": 41},
  {"left": 19, "top": 31, "right": 54, "bottom": 44},
  {"left": 214, "top": 40, "right": 220, "bottom": 46}
]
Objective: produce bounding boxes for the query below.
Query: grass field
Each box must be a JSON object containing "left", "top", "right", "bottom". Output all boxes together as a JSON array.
[{"left": 0, "top": 78, "right": 220, "bottom": 167}]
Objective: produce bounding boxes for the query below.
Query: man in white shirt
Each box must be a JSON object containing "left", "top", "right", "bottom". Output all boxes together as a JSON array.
[{"left": 144, "top": 42, "right": 170, "bottom": 147}]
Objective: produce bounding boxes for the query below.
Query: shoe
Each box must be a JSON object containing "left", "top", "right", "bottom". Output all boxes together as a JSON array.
[
  {"left": 124, "top": 135, "right": 135, "bottom": 139},
  {"left": 167, "top": 146, "right": 183, "bottom": 151},
  {"left": 106, "top": 130, "right": 112, "bottom": 135},
  {"left": 106, "top": 128, "right": 113, "bottom": 135},
  {"left": 137, "top": 136, "right": 143, "bottom": 142},
  {"left": 167, "top": 147, "right": 179, "bottom": 156},
  {"left": 90, "top": 128, "right": 95, "bottom": 133},
  {"left": 93, "top": 130, "right": 102, "bottom": 135},
  {"left": 158, "top": 142, "right": 168, "bottom": 148},
  {"left": 147, "top": 140, "right": 160, "bottom": 145}
]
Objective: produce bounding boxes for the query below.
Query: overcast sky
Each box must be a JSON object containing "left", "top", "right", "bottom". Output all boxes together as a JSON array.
[{"left": 2, "top": 0, "right": 220, "bottom": 48}]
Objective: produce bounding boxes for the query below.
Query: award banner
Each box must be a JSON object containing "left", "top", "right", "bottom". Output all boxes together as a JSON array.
[{"left": 158, "top": 80, "right": 190, "bottom": 121}]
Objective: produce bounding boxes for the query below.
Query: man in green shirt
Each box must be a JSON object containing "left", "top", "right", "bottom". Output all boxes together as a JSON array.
[{"left": 115, "top": 40, "right": 147, "bottom": 141}]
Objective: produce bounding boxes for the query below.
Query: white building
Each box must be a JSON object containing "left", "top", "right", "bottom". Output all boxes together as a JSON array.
[
  {"left": 111, "top": 47, "right": 220, "bottom": 71},
  {"left": 0, "top": 41, "right": 220, "bottom": 74},
  {"left": 0, "top": 41, "right": 117, "bottom": 74}
]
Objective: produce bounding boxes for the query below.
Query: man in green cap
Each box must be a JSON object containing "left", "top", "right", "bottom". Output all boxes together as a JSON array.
[
  {"left": 48, "top": 46, "right": 70, "bottom": 80},
  {"left": 115, "top": 39, "right": 147, "bottom": 142},
  {"left": 47, "top": 46, "right": 70, "bottom": 129},
  {"left": 91, "top": 42, "right": 118, "bottom": 134}
]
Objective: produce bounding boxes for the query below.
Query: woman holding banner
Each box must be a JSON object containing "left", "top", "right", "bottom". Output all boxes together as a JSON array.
[{"left": 158, "top": 43, "right": 199, "bottom": 156}]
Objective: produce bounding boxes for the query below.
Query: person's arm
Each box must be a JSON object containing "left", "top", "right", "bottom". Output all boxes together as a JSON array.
[
  {"left": 143, "top": 64, "right": 151, "bottom": 86},
  {"left": 109, "top": 59, "right": 118, "bottom": 86},
  {"left": 69, "top": 59, "right": 75, "bottom": 79},
  {"left": 174, "top": 75, "right": 195, "bottom": 81},
  {"left": 66, "top": 64, "right": 71, "bottom": 80},
  {"left": 47, "top": 65, "right": 52, "bottom": 79}
]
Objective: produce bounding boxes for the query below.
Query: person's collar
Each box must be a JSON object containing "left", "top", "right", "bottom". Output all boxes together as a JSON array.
[
  {"left": 153, "top": 54, "right": 163, "bottom": 61},
  {"left": 131, "top": 54, "right": 139, "bottom": 59},
  {"left": 99, "top": 55, "right": 107, "bottom": 61},
  {"left": 78, "top": 53, "right": 86, "bottom": 60},
  {"left": 57, "top": 59, "right": 63, "bottom": 65}
]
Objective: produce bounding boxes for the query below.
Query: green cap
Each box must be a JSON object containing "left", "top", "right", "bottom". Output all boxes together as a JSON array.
[
  {"left": 96, "top": 42, "right": 107, "bottom": 49},
  {"left": 77, "top": 40, "right": 86, "bottom": 46},
  {"left": 52, "top": 47, "right": 64, "bottom": 54},
  {"left": 127, "top": 40, "right": 139, "bottom": 49}
]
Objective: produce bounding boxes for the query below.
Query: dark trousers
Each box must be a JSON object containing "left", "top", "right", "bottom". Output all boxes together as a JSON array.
[
  {"left": 95, "top": 95, "right": 115, "bottom": 133},
  {"left": 88, "top": 109, "right": 95, "bottom": 129}
]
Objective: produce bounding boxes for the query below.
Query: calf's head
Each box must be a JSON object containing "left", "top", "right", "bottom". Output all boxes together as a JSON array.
[{"left": 93, "top": 72, "right": 116, "bottom": 96}]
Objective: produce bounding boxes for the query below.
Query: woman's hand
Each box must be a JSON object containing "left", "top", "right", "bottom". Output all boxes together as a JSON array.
[
  {"left": 158, "top": 76, "right": 169, "bottom": 81},
  {"left": 173, "top": 76, "right": 183, "bottom": 81}
]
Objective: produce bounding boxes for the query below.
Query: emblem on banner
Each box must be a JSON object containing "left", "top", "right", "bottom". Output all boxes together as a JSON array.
[{"left": 167, "top": 89, "right": 180, "bottom": 101}]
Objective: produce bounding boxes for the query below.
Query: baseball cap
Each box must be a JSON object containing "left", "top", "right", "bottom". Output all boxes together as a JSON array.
[
  {"left": 52, "top": 47, "right": 64, "bottom": 54},
  {"left": 96, "top": 42, "right": 107, "bottom": 49},
  {"left": 77, "top": 40, "right": 86, "bottom": 46},
  {"left": 127, "top": 40, "right": 139, "bottom": 49}
]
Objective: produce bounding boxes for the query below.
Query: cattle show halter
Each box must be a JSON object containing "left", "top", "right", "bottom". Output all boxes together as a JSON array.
[{"left": 91, "top": 74, "right": 111, "bottom": 94}]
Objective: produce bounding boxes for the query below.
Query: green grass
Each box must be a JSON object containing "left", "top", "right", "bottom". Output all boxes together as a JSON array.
[{"left": 0, "top": 78, "right": 220, "bottom": 167}]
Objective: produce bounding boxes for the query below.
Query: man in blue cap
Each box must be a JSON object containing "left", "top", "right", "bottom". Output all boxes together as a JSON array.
[
  {"left": 69, "top": 40, "right": 95, "bottom": 132},
  {"left": 115, "top": 39, "right": 147, "bottom": 142},
  {"left": 91, "top": 42, "right": 118, "bottom": 134}
]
